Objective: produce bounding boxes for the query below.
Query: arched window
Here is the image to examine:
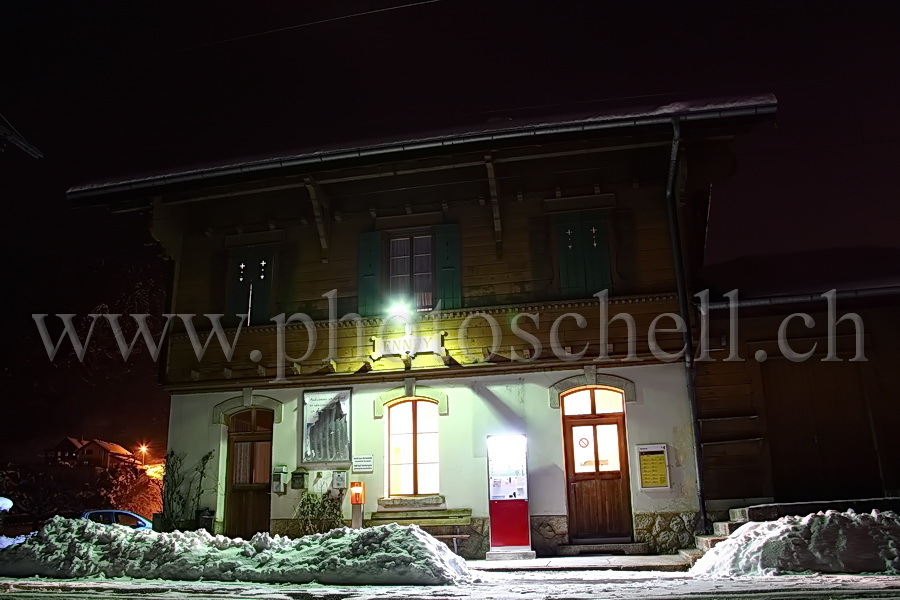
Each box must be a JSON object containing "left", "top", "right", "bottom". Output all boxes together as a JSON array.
[
  {"left": 388, "top": 398, "right": 439, "bottom": 496},
  {"left": 561, "top": 386, "right": 624, "bottom": 417}
]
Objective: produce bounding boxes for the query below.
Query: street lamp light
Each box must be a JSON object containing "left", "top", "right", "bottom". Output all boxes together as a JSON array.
[{"left": 138, "top": 445, "right": 148, "bottom": 465}]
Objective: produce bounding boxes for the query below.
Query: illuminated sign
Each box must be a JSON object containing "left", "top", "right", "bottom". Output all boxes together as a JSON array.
[{"left": 370, "top": 332, "right": 446, "bottom": 361}]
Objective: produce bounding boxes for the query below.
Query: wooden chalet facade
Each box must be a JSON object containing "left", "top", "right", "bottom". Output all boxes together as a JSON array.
[{"left": 69, "top": 96, "right": 777, "bottom": 556}]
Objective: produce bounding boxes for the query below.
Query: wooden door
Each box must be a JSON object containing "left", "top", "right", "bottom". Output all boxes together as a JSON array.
[
  {"left": 225, "top": 408, "right": 273, "bottom": 538},
  {"left": 562, "top": 387, "right": 632, "bottom": 542}
]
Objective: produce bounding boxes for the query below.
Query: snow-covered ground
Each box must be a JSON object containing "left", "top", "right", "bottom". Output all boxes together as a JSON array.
[
  {"left": 0, "top": 517, "right": 471, "bottom": 585},
  {"left": 692, "top": 509, "right": 900, "bottom": 576},
  {"left": 3, "top": 571, "right": 900, "bottom": 600}
]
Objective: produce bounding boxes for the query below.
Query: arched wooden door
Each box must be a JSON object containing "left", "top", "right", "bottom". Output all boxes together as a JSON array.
[
  {"left": 225, "top": 408, "right": 273, "bottom": 538},
  {"left": 561, "top": 386, "right": 632, "bottom": 543}
]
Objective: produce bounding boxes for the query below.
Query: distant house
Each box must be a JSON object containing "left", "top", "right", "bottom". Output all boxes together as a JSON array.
[
  {"left": 44, "top": 437, "right": 87, "bottom": 465},
  {"left": 46, "top": 438, "right": 138, "bottom": 469},
  {"left": 77, "top": 440, "right": 138, "bottom": 468}
]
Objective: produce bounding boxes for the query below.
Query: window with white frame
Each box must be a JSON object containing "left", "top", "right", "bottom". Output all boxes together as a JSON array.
[{"left": 388, "top": 398, "right": 439, "bottom": 495}]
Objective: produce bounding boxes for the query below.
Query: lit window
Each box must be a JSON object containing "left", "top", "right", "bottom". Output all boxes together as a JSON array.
[
  {"left": 562, "top": 386, "right": 624, "bottom": 416},
  {"left": 389, "top": 235, "right": 433, "bottom": 311},
  {"left": 388, "top": 398, "right": 439, "bottom": 495}
]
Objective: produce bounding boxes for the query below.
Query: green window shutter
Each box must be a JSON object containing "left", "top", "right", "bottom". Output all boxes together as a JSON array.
[
  {"left": 225, "top": 249, "right": 252, "bottom": 327},
  {"left": 226, "top": 246, "right": 276, "bottom": 327},
  {"left": 357, "top": 231, "right": 383, "bottom": 317},
  {"left": 433, "top": 223, "right": 461, "bottom": 310},
  {"left": 554, "top": 213, "right": 587, "bottom": 299},
  {"left": 581, "top": 211, "right": 613, "bottom": 296},
  {"left": 247, "top": 246, "right": 274, "bottom": 326}
]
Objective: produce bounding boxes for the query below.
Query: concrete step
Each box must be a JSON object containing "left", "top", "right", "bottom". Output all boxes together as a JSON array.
[
  {"left": 729, "top": 507, "right": 750, "bottom": 522},
  {"left": 557, "top": 542, "right": 650, "bottom": 556},
  {"left": 712, "top": 520, "right": 744, "bottom": 536},
  {"left": 367, "top": 515, "right": 472, "bottom": 527},
  {"left": 371, "top": 508, "right": 472, "bottom": 520},
  {"left": 695, "top": 534, "right": 728, "bottom": 552},
  {"left": 677, "top": 547, "right": 704, "bottom": 566}
]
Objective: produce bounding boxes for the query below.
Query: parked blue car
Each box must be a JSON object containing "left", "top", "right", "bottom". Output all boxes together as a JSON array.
[{"left": 82, "top": 510, "right": 152, "bottom": 530}]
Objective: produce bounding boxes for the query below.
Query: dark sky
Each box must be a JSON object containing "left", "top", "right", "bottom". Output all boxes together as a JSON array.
[{"left": 2, "top": 1, "right": 899, "bottom": 460}]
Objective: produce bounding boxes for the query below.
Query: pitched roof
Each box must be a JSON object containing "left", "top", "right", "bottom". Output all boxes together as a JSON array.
[
  {"left": 77, "top": 439, "right": 133, "bottom": 456},
  {"left": 67, "top": 94, "right": 776, "bottom": 201},
  {"left": 91, "top": 440, "right": 133, "bottom": 456}
]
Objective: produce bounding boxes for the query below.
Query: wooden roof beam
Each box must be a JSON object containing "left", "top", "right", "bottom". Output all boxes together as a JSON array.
[
  {"left": 304, "top": 177, "right": 330, "bottom": 263},
  {"left": 485, "top": 154, "right": 502, "bottom": 255}
]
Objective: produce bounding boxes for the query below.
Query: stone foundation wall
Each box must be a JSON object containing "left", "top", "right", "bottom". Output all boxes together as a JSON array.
[
  {"left": 270, "top": 516, "right": 490, "bottom": 560},
  {"left": 426, "top": 517, "right": 489, "bottom": 560},
  {"left": 530, "top": 515, "right": 568, "bottom": 556},
  {"left": 633, "top": 511, "right": 701, "bottom": 553}
]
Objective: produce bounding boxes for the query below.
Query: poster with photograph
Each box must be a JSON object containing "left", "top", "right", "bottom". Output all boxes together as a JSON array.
[{"left": 302, "top": 389, "right": 351, "bottom": 464}]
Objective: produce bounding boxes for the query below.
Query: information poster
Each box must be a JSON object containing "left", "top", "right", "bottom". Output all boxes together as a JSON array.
[
  {"left": 487, "top": 434, "right": 528, "bottom": 500},
  {"left": 637, "top": 444, "right": 670, "bottom": 489},
  {"left": 303, "top": 389, "right": 351, "bottom": 463}
]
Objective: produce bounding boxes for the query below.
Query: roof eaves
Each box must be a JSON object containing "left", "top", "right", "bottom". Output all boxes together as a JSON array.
[{"left": 67, "top": 96, "right": 776, "bottom": 201}]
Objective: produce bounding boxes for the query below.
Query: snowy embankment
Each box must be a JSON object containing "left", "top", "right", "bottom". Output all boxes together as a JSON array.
[
  {"left": 692, "top": 509, "right": 900, "bottom": 576},
  {"left": 0, "top": 516, "right": 472, "bottom": 585}
]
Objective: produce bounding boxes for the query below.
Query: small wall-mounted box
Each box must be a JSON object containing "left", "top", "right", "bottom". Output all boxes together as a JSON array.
[
  {"left": 291, "top": 468, "right": 309, "bottom": 490},
  {"left": 272, "top": 465, "right": 289, "bottom": 494},
  {"left": 331, "top": 470, "right": 348, "bottom": 489}
]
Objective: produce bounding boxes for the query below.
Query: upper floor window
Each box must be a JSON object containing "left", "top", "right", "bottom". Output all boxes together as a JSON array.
[
  {"left": 225, "top": 245, "right": 276, "bottom": 326},
  {"left": 389, "top": 234, "right": 433, "bottom": 311},
  {"left": 553, "top": 211, "right": 612, "bottom": 299},
  {"left": 388, "top": 398, "right": 439, "bottom": 496},
  {"left": 358, "top": 225, "right": 460, "bottom": 317}
]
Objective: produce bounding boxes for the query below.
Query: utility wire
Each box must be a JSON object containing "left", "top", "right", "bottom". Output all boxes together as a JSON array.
[
  {"left": 183, "top": 1, "right": 442, "bottom": 54},
  {"left": 5, "top": 1, "right": 442, "bottom": 93}
]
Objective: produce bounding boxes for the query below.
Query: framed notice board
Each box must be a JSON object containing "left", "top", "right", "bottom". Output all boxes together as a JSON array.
[{"left": 637, "top": 444, "right": 670, "bottom": 489}]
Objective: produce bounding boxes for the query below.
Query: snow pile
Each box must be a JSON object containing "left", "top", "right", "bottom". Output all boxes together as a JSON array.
[
  {"left": 0, "top": 497, "right": 12, "bottom": 512},
  {"left": 692, "top": 509, "right": 900, "bottom": 576},
  {"left": 0, "top": 517, "right": 472, "bottom": 585}
]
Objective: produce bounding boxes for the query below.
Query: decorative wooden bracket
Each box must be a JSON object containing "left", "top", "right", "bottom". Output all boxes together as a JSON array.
[
  {"left": 304, "top": 177, "right": 330, "bottom": 263},
  {"left": 485, "top": 154, "right": 502, "bottom": 254}
]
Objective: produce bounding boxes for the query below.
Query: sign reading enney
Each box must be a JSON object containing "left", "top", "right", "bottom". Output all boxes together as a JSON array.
[
  {"left": 637, "top": 444, "right": 670, "bottom": 489},
  {"left": 351, "top": 455, "right": 374, "bottom": 473},
  {"left": 370, "top": 332, "right": 445, "bottom": 361}
]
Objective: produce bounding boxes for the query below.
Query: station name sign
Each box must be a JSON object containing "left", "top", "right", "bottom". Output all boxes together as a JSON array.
[{"left": 370, "top": 332, "right": 446, "bottom": 361}]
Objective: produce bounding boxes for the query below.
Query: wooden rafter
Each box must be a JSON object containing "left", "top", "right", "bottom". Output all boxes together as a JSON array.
[
  {"left": 304, "top": 177, "right": 330, "bottom": 263},
  {"left": 484, "top": 154, "right": 502, "bottom": 253}
]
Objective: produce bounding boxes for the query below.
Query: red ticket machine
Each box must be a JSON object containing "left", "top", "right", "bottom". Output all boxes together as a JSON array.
[{"left": 486, "top": 434, "right": 535, "bottom": 558}]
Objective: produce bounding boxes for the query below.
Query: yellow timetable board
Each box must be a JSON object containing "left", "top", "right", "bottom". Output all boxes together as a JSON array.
[{"left": 637, "top": 444, "right": 670, "bottom": 489}]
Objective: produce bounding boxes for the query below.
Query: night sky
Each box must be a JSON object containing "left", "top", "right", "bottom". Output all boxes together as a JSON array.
[{"left": 2, "top": 2, "right": 899, "bottom": 461}]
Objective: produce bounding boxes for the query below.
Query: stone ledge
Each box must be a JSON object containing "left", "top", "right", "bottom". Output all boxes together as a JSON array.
[{"left": 376, "top": 495, "right": 446, "bottom": 511}]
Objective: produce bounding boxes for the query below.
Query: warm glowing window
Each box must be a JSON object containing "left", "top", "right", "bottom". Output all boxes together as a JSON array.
[
  {"left": 562, "top": 386, "right": 624, "bottom": 416},
  {"left": 388, "top": 398, "right": 439, "bottom": 495},
  {"left": 389, "top": 235, "right": 433, "bottom": 311},
  {"left": 562, "top": 387, "right": 625, "bottom": 474}
]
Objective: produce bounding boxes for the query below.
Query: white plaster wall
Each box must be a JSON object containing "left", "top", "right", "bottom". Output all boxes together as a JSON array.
[
  {"left": 168, "top": 361, "right": 697, "bottom": 528},
  {"left": 168, "top": 389, "right": 300, "bottom": 524}
]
